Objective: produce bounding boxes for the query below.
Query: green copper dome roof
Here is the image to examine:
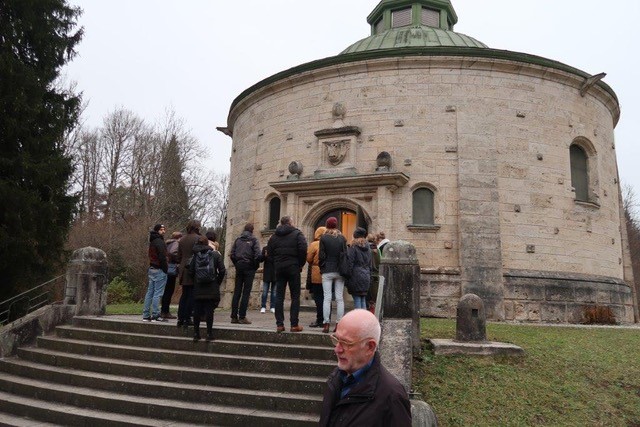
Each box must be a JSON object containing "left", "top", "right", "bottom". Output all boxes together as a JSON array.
[{"left": 341, "top": 0, "right": 487, "bottom": 54}]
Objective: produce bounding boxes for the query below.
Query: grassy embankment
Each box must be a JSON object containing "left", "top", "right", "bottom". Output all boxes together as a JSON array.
[{"left": 415, "top": 319, "right": 640, "bottom": 426}]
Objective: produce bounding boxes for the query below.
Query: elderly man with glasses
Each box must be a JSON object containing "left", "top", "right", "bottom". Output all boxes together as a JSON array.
[{"left": 319, "top": 309, "right": 412, "bottom": 426}]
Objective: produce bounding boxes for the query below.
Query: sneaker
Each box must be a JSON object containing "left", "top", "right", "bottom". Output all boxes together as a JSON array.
[
  {"left": 142, "top": 317, "right": 151, "bottom": 322},
  {"left": 260, "top": 307, "right": 266, "bottom": 313},
  {"left": 290, "top": 325, "right": 304, "bottom": 333},
  {"left": 151, "top": 316, "right": 167, "bottom": 322},
  {"left": 238, "top": 317, "right": 252, "bottom": 325},
  {"left": 276, "top": 326, "right": 285, "bottom": 333},
  {"left": 270, "top": 308, "right": 275, "bottom": 313},
  {"left": 230, "top": 317, "right": 239, "bottom": 324}
]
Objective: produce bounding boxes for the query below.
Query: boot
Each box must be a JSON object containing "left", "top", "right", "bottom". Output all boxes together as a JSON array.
[
  {"left": 322, "top": 323, "right": 330, "bottom": 334},
  {"left": 206, "top": 331, "right": 214, "bottom": 342},
  {"left": 193, "top": 328, "right": 201, "bottom": 342}
]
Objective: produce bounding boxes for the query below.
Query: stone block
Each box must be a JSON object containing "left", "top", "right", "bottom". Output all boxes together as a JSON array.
[
  {"left": 428, "top": 281, "right": 462, "bottom": 298},
  {"left": 574, "top": 287, "right": 597, "bottom": 303},
  {"left": 545, "top": 285, "right": 575, "bottom": 301},
  {"left": 541, "top": 302, "right": 566, "bottom": 323}
]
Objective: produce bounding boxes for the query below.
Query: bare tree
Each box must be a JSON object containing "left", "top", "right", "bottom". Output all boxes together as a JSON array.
[{"left": 100, "top": 108, "right": 144, "bottom": 220}]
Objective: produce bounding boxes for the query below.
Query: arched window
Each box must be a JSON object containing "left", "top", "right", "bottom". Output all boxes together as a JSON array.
[
  {"left": 570, "top": 144, "right": 589, "bottom": 202},
  {"left": 412, "top": 188, "right": 434, "bottom": 225},
  {"left": 268, "top": 197, "right": 281, "bottom": 230}
]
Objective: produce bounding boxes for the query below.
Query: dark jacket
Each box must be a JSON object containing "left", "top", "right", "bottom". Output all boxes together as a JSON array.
[
  {"left": 148, "top": 231, "right": 168, "bottom": 273},
  {"left": 177, "top": 232, "right": 200, "bottom": 287},
  {"left": 230, "top": 230, "right": 261, "bottom": 270},
  {"left": 190, "top": 244, "right": 226, "bottom": 302},
  {"left": 266, "top": 224, "right": 307, "bottom": 272},
  {"left": 319, "top": 352, "right": 412, "bottom": 427},
  {"left": 319, "top": 233, "right": 347, "bottom": 274},
  {"left": 261, "top": 246, "right": 275, "bottom": 283},
  {"left": 346, "top": 241, "right": 372, "bottom": 295}
]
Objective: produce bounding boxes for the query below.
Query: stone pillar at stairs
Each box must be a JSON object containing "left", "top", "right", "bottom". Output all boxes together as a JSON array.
[
  {"left": 64, "top": 247, "right": 108, "bottom": 316},
  {"left": 379, "top": 241, "right": 437, "bottom": 426}
]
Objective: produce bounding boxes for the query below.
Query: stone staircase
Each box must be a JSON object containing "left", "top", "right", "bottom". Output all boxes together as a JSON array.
[{"left": 0, "top": 316, "right": 336, "bottom": 426}]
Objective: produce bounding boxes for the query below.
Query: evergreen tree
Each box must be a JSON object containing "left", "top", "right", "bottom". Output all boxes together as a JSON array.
[
  {"left": 0, "top": 0, "right": 83, "bottom": 300},
  {"left": 156, "top": 135, "right": 191, "bottom": 227}
]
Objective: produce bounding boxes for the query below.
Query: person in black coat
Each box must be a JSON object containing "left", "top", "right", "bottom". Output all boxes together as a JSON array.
[
  {"left": 346, "top": 227, "right": 372, "bottom": 310},
  {"left": 260, "top": 246, "right": 276, "bottom": 313},
  {"left": 319, "top": 309, "right": 411, "bottom": 427},
  {"left": 190, "top": 236, "right": 226, "bottom": 342},
  {"left": 266, "top": 215, "right": 308, "bottom": 333}
]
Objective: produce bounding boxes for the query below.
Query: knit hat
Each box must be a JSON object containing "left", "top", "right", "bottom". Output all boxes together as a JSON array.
[
  {"left": 353, "top": 227, "right": 367, "bottom": 239},
  {"left": 153, "top": 224, "right": 165, "bottom": 232},
  {"left": 326, "top": 217, "right": 338, "bottom": 229}
]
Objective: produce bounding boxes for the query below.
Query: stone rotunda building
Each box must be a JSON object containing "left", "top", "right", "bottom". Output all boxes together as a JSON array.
[{"left": 220, "top": 0, "right": 639, "bottom": 323}]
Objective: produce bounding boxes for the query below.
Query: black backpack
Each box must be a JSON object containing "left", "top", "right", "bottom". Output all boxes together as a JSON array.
[{"left": 193, "top": 250, "right": 217, "bottom": 283}]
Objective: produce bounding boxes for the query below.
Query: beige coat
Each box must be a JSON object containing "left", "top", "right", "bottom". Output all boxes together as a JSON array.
[{"left": 306, "top": 226, "right": 326, "bottom": 285}]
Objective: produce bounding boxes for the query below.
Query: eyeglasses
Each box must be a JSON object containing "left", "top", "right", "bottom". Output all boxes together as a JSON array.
[{"left": 329, "top": 333, "right": 371, "bottom": 349}]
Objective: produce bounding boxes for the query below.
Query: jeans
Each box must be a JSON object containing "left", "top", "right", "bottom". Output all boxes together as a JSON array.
[
  {"left": 353, "top": 295, "right": 367, "bottom": 310},
  {"left": 275, "top": 265, "right": 301, "bottom": 327},
  {"left": 161, "top": 273, "right": 177, "bottom": 314},
  {"left": 232, "top": 268, "right": 256, "bottom": 319},
  {"left": 143, "top": 267, "right": 167, "bottom": 319},
  {"left": 178, "top": 285, "right": 194, "bottom": 323},
  {"left": 261, "top": 281, "right": 276, "bottom": 309},
  {"left": 310, "top": 283, "right": 324, "bottom": 324},
  {"left": 322, "top": 272, "right": 344, "bottom": 324}
]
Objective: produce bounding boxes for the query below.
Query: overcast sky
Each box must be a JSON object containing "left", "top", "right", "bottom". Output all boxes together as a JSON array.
[{"left": 64, "top": 1, "right": 640, "bottom": 198}]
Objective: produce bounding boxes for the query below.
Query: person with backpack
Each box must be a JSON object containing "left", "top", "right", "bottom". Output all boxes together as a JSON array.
[
  {"left": 229, "top": 223, "right": 262, "bottom": 324},
  {"left": 189, "top": 235, "right": 226, "bottom": 342},
  {"left": 161, "top": 231, "right": 182, "bottom": 319},
  {"left": 177, "top": 220, "right": 202, "bottom": 328}
]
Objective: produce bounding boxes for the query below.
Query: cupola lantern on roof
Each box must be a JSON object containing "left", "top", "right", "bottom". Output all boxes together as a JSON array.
[
  {"left": 341, "top": 0, "right": 486, "bottom": 53},
  {"left": 367, "top": 0, "right": 458, "bottom": 33}
]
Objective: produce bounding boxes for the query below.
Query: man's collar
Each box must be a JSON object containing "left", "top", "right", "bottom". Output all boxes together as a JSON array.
[{"left": 338, "top": 356, "right": 375, "bottom": 384}]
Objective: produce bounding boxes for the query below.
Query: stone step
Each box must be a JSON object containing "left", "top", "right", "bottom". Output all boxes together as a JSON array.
[
  {"left": 0, "top": 357, "right": 322, "bottom": 414},
  {"left": 72, "top": 316, "right": 332, "bottom": 346},
  {"left": 35, "top": 336, "right": 335, "bottom": 377},
  {"left": 0, "top": 372, "right": 319, "bottom": 426},
  {"left": 54, "top": 325, "right": 335, "bottom": 361},
  {"left": 0, "top": 391, "right": 199, "bottom": 426},
  {"left": 15, "top": 347, "right": 326, "bottom": 395},
  {"left": 0, "top": 410, "right": 59, "bottom": 427}
]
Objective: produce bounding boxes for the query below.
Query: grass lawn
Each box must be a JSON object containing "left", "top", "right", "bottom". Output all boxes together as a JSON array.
[
  {"left": 414, "top": 319, "right": 640, "bottom": 426},
  {"left": 106, "top": 303, "right": 143, "bottom": 315}
]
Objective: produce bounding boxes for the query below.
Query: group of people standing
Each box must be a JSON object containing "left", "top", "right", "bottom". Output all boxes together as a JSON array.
[
  {"left": 142, "top": 216, "right": 389, "bottom": 336},
  {"left": 228, "top": 215, "right": 388, "bottom": 334},
  {"left": 307, "top": 218, "right": 387, "bottom": 333},
  {"left": 142, "top": 220, "right": 225, "bottom": 342}
]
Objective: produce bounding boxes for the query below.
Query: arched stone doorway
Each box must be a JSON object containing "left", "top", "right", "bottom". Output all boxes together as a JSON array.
[{"left": 304, "top": 198, "right": 370, "bottom": 240}]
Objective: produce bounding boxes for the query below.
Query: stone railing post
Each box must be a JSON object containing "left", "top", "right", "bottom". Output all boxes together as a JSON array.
[
  {"left": 379, "top": 241, "right": 438, "bottom": 426},
  {"left": 378, "top": 240, "right": 421, "bottom": 391},
  {"left": 64, "top": 247, "right": 108, "bottom": 316}
]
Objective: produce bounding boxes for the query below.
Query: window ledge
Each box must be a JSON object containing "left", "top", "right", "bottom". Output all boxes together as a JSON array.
[
  {"left": 574, "top": 200, "right": 600, "bottom": 209},
  {"left": 260, "top": 229, "right": 276, "bottom": 237},
  {"left": 407, "top": 224, "right": 441, "bottom": 233}
]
